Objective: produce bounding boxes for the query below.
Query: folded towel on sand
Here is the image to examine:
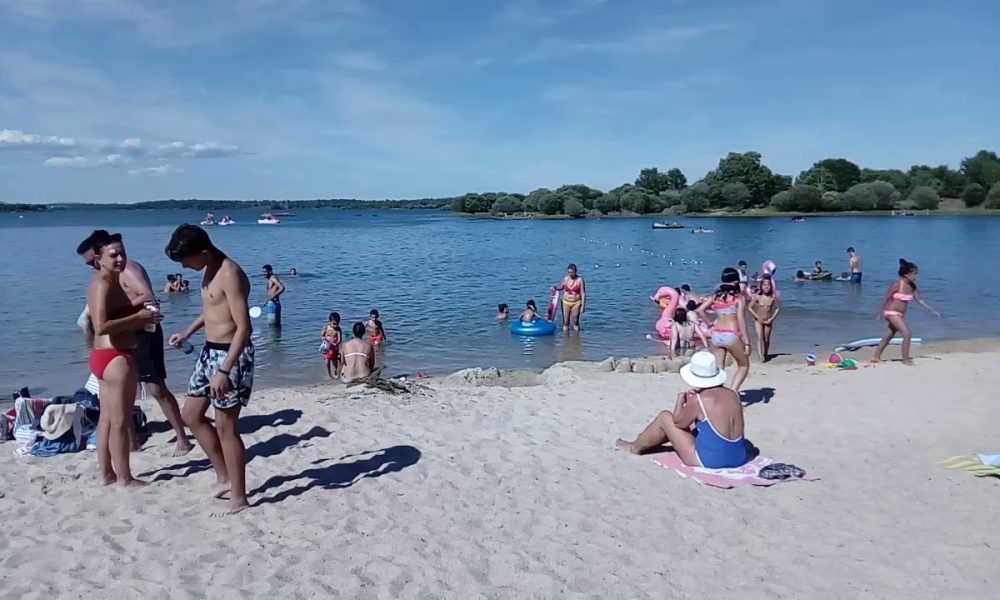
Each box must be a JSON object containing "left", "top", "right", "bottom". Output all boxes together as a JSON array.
[
  {"left": 650, "top": 453, "right": 817, "bottom": 489},
  {"left": 941, "top": 455, "right": 1000, "bottom": 477}
]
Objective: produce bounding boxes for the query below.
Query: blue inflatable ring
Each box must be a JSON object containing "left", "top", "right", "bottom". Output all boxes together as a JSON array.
[{"left": 510, "top": 319, "right": 556, "bottom": 336}]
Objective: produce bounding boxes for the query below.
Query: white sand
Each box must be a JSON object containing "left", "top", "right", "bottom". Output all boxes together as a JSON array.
[{"left": 1, "top": 347, "right": 998, "bottom": 599}]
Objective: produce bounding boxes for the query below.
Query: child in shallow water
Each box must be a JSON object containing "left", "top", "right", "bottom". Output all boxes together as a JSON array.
[
  {"left": 365, "top": 309, "right": 387, "bottom": 346},
  {"left": 320, "top": 312, "right": 342, "bottom": 379},
  {"left": 496, "top": 303, "right": 509, "bottom": 320},
  {"left": 519, "top": 300, "right": 539, "bottom": 323}
]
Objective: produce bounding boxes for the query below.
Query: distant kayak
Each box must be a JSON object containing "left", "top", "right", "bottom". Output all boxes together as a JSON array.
[{"left": 652, "top": 222, "right": 685, "bottom": 230}]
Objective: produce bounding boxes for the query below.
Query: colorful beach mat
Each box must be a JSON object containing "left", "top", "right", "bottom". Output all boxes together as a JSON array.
[
  {"left": 940, "top": 455, "right": 1000, "bottom": 477},
  {"left": 650, "top": 453, "right": 818, "bottom": 489}
]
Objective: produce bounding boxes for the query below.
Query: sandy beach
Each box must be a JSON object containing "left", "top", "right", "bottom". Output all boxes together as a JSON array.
[{"left": 2, "top": 343, "right": 998, "bottom": 599}]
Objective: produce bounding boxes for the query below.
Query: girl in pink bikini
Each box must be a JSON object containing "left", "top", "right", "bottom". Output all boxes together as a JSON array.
[
  {"left": 872, "top": 258, "right": 939, "bottom": 365},
  {"left": 696, "top": 267, "right": 751, "bottom": 392}
]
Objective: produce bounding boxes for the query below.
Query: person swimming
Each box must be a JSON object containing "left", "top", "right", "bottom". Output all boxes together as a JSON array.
[
  {"left": 519, "top": 300, "right": 539, "bottom": 323},
  {"left": 872, "top": 258, "right": 940, "bottom": 365},
  {"left": 794, "top": 270, "right": 808, "bottom": 282},
  {"left": 496, "top": 303, "right": 509, "bottom": 320}
]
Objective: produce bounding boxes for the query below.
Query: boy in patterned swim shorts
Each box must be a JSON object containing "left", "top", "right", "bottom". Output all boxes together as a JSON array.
[{"left": 165, "top": 224, "right": 255, "bottom": 515}]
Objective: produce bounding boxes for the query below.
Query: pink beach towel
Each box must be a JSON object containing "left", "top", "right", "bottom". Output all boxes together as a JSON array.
[{"left": 650, "top": 453, "right": 817, "bottom": 489}]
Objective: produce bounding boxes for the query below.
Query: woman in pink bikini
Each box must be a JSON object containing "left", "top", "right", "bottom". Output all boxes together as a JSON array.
[
  {"left": 696, "top": 267, "right": 751, "bottom": 392},
  {"left": 872, "top": 258, "right": 939, "bottom": 365}
]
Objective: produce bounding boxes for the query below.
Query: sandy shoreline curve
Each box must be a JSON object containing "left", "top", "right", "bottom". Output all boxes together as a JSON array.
[{"left": 2, "top": 342, "right": 998, "bottom": 598}]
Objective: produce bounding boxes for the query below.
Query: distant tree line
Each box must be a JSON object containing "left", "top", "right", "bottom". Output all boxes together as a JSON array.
[
  {"left": 452, "top": 149, "right": 1000, "bottom": 216},
  {"left": 0, "top": 202, "right": 49, "bottom": 213}
]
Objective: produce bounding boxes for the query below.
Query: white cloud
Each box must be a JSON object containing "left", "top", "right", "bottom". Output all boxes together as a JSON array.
[
  {"left": 0, "top": 129, "right": 77, "bottom": 151},
  {"left": 128, "top": 164, "right": 181, "bottom": 177},
  {"left": 4, "top": 127, "right": 241, "bottom": 172},
  {"left": 44, "top": 154, "right": 125, "bottom": 169}
]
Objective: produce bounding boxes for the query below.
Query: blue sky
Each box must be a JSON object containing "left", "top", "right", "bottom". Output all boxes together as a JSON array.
[{"left": 1, "top": 0, "right": 997, "bottom": 204}]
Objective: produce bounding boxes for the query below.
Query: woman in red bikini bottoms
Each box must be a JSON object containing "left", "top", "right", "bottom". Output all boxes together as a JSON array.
[
  {"left": 872, "top": 258, "right": 939, "bottom": 365},
  {"left": 83, "top": 230, "right": 161, "bottom": 487},
  {"left": 696, "top": 267, "right": 751, "bottom": 392}
]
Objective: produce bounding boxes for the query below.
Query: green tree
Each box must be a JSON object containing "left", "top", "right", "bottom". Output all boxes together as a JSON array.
[
  {"left": 666, "top": 168, "right": 688, "bottom": 190},
  {"left": 986, "top": 183, "right": 1000, "bottom": 209},
  {"left": 490, "top": 194, "right": 523, "bottom": 215},
  {"left": 796, "top": 166, "right": 838, "bottom": 192},
  {"left": 811, "top": 158, "right": 861, "bottom": 191},
  {"left": 635, "top": 168, "right": 671, "bottom": 194},
  {"left": 595, "top": 192, "right": 620, "bottom": 214},
  {"left": 821, "top": 191, "right": 843, "bottom": 211},
  {"left": 539, "top": 193, "right": 565, "bottom": 215},
  {"left": 961, "top": 150, "right": 1000, "bottom": 189},
  {"left": 770, "top": 185, "right": 822, "bottom": 212},
  {"left": 962, "top": 183, "right": 987, "bottom": 207},
  {"left": 564, "top": 198, "right": 586, "bottom": 217},
  {"left": 908, "top": 186, "right": 940, "bottom": 210},
  {"left": 680, "top": 182, "right": 710, "bottom": 212},
  {"left": 906, "top": 165, "right": 944, "bottom": 195},
  {"left": 620, "top": 188, "right": 654, "bottom": 214},
  {"left": 720, "top": 181, "right": 751, "bottom": 210},
  {"left": 769, "top": 190, "right": 794, "bottom": 212},
  {"left": 860, "top": 168, "right": 909, "bottom": 192},
  {"left": 523, "top": 188, "right": 551, "bottom": 212},
  {"left": 653, "top": 189, "right": 682, "bottom": 212},
  {"left": 459, "top": 193, "right": 493, "bottom": 213},
  {"left": 704, "top": 151, "right": 790, "bottom": 208},
  {"left": 841, "top": 181, "right": 900, "bottom": 211},
  {"left": 555, "top": 184, "right": 602, "bottom": 209},
  {"left": 452, "top": 195, "right": 466, "bottom": 212}
]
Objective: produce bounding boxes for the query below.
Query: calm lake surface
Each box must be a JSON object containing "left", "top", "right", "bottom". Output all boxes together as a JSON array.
[{"left": 1, "top": 209, "right": 997, "bottom": 396}]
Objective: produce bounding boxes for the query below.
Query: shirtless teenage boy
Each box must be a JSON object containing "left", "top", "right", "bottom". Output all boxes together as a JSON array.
[
  {"left": 166, "top": 224, "right": 254, "bottom": 515},
  {"left": 261, "top": 264, "right": 285, "bottom": 327},
  {"left": 847, "top": 247, "right": 863, "bottom": 284}
]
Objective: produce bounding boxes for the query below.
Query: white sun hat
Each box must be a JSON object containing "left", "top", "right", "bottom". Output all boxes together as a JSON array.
[{"left": 680, "top": 351, "right": 728, "bottom": 389}]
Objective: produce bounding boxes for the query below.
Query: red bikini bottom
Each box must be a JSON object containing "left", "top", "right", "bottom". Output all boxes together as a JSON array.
[{"left": 90, "top": 348, "right": 134, "bottom": 380}]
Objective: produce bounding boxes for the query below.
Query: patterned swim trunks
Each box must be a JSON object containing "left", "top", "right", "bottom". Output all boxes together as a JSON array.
[{"left": 187, "top": 341, "right": 255, "bottom": 410}]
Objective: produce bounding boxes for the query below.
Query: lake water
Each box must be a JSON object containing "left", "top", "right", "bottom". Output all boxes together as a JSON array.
[{"left": 1, "top": 209, "right": 998, "bottom": 396}]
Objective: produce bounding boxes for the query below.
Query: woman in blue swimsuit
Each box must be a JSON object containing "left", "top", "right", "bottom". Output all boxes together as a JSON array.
[{"left": 615, "top": 351, "right": 747, "bottom": 469}]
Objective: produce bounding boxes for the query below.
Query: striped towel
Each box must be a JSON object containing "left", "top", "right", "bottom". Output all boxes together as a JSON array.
[{"left": 940, "top": 455, "right": 1000, "bottom": 477}]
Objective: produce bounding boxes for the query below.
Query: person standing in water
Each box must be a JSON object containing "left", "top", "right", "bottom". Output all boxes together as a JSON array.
[
  {"left": 847, "top": 247, "right": 863, "bottom": 284},
  {"left": 748, "top": 275, "right": 780, "bottom": 362},
  {"left": 736, "top": 260, "right": 749, "bottom": 294},
  {"left": 167, "top": 224, "right": 255, "bottom": 515},
  {"left": 261, "top": 264, "right": 285, "bottom": 327},
  {"left": 365, "top": 309, "right": 388, "bottom": 346},
  {"left": 83, "top": 230, "right": 160, "bottom": 487},
  {"left": 696, "top": 267, "right": 751, "bottom": 392},
  {"left": 78, "top": 232, "right": 192, "bottom": 456},
  {"left": 320, "top": 312, "right": 342, "bottom": 380},
  {"left": 554, "top": 263, "right": 586, "bottom": 331},
  {"left": 872, "top": 258, "right": 939, "bottom": 365}
]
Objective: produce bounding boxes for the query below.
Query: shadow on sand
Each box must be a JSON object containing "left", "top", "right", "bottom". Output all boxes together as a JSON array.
[
  {"left": 138, "top": 425, "right": 332, "bottom": 482},
  {"left": 250, "top": 445, "right": 422, "bottom": 506},
  {"left": 741, "top": 387, "right": 776, "bottom": 406}
]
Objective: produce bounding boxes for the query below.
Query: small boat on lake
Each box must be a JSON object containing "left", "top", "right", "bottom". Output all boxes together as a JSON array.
[
  {"left": 652, "top": 222, "right": 685, "bottom": 230},
  {"left": 257, "top": 213, "right": 280, "bottom": 225}
]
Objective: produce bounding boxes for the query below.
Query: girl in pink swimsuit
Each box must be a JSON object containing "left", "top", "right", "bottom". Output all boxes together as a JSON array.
[
  {"left": 696, "top": 267, "right": 751, "bottom": 392},
  {"left": 873, "top": 258, "right": 940, "bottom": 365}
]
